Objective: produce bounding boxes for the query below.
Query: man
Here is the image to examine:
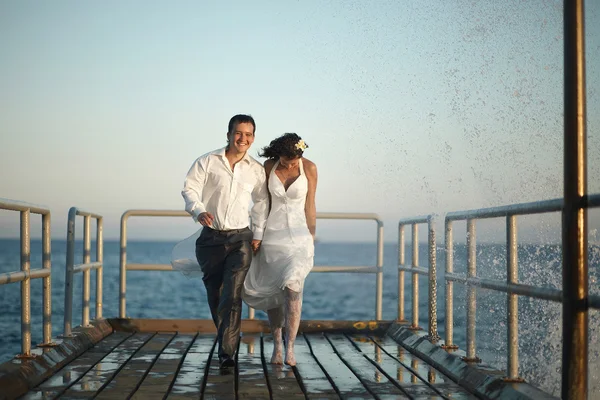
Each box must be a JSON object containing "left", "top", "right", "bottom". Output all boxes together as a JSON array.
[{"left": 181, "top": 114, "right": 268, "bottom": 369}]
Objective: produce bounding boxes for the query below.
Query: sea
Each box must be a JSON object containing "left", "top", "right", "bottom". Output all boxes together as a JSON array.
[{"left": 0, "top": 238, "right": 599, "bottom": 397}]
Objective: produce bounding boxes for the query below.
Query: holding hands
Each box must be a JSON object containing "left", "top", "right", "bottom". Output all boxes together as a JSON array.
[{"left": 251, "top": 240, "right": 261, "bottom": 254}]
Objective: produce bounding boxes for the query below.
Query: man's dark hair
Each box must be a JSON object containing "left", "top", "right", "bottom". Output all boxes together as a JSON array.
[
  {"left": 259, "top": 133, "right": 308, "bottom": 159},
  {"left": 228, "top": 114, "right": 256, "bottom": 134}
]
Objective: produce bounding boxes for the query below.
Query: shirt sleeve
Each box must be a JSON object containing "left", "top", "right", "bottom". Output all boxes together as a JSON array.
[
  {"left": 250, "top": 166, "right": 269, "bottom": 240},
  {"left": 181, "top": 158, "right": 207, "bottom": 222}
]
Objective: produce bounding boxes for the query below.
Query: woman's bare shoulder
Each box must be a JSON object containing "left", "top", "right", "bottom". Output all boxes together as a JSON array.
[
  {"left": 302, "top": 158, "right": 317, "bottom": 176},
  {"left": 264, "top": 158, "right": 276, "bottom": 169}
]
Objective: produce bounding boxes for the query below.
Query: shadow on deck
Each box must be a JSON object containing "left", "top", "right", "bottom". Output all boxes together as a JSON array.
[{"left": 0, "top": 319, "right": 556, "bottom": 400}]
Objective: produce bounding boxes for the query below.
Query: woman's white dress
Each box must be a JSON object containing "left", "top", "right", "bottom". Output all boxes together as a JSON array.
[{"left": 242, "top": 159, "right": 314, "bottom": 311}]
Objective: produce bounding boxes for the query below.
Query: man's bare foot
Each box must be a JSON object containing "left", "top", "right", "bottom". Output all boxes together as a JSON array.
[
  {"left": 284, "top": 352, "right": 296, "bottom": 366},
  {"left": 271, "top": 345, "right": 283, "bottom": 365}
]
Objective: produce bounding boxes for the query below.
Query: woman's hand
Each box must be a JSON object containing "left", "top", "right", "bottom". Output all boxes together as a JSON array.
[{"left": 251, "top": 239, "right": 262, "bottom": 254}]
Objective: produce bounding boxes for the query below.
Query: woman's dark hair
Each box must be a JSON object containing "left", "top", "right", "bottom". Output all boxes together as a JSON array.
[{"left": 259, "top": 133, "right": 308, "bottom": 159}]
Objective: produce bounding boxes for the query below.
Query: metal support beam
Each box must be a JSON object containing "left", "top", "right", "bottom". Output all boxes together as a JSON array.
[{"left": 562, "top": 0, "right": 588, "bottom": 398}]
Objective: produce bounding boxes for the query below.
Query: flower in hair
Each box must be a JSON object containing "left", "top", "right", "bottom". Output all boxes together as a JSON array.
[{"left": 295, "top": 139, "right": 308, "bottom": 151}]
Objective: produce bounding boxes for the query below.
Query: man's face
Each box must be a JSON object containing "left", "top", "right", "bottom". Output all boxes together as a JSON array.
[{"left": 227, "top": 122, "right": 255, "bottom": 153}]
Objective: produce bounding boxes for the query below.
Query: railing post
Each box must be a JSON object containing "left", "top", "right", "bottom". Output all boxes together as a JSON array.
[
  {"left": 563, "top": 0, "right": 588, "bottom": 398},
  {"left": 398, "top": 223, "right": 405, "bottom": 321},
  {"left": 82, "top": 215, "right": 91, "bottom": 327},
  {"left": 464, "top": 218, "right": 480, "bottom": 362},
  {"left": 411, "top": 224, "right": 420, "bottom": 329},
  {"left": 506, "top": 215, "right": 521, "bottom": 381},
  {"left": 443, "top": 220, "right": 457, "bottom": 350},
  {"left": 427, "top": 216, "right": 439, "bottom": 342},
  {"left": 120, "top": 213, "right": 128, "bottom": 318},
  {"left": 64, "top": 207, "right": 77, "bottom": 337},
  {"left": 41, "top": 212, "right": 52, "bottom": 345},
  {"left": 376, "top": 220, "right": 384, "bottom": 320},
  {"left": 20, "top": 210, "right": 31, "bottom": 357},
  {"left": 96, "top": 218, "right": 103, "bottom": 319}
]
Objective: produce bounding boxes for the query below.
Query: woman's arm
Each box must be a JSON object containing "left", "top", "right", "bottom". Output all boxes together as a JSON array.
[
  {"left": 264, "top": 159, "right": 275, "bottom": 213},
  {"left": 303, "top": 158, "right": 318, "bottom": 238}
]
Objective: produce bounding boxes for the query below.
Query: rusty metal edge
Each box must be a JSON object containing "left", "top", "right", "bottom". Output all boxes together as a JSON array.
[
  {"left": 106, "top": 318, "right": 396, "bottom": 335},
  {"left": 0, "top": 319, "right": 113, "bottom": 400},
  {"left": 385, "top": 323, "right": 559, "bottom": 400}
]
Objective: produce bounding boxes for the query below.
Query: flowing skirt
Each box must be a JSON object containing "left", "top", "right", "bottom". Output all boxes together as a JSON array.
[
  {"left": 170, "top": 228, "right": 203, "bottom": 279},
  {"left": 242, "top": 227, "right": 314, "bottom": 311}
]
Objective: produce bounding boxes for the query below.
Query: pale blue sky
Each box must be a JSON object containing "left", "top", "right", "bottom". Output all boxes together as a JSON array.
[{"left": 1, "top": 1, "right": 599, "bottom": 243}]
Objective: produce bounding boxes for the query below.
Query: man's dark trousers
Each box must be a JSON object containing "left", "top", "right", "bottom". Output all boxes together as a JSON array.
[{"left": 195, "top": 226, "right": 253, "bottom": 360}]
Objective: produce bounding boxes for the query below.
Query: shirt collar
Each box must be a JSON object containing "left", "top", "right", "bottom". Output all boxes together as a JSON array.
[{"left": 217, "top": 146, "right": 251, "bottom": 164}]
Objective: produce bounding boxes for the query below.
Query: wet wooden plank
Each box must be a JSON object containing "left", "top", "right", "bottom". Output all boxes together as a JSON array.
[
  {"left": 129, "top": 334, "right": 197, "bottom": 400},
  {"left": 292, "top": 335, "right": 339, "bottom": 399},
  {"left": 261, "top": 334, "right": 305, "bottom": 400},
  {"left": 108, "top": 318, "right": 391, "bottom": 335},
  {"left": 201, "top": 337, "right": 235, "bottom": 400},
  {"left": 20, "top": 331, "right": 134, "bottom": 400},
  {"left": 353, "top": 334, "right": 444, "bottom": 399},
  {"left": 325, "top": 334, "right": 409, "bottom": 399},
  {"left": 94, "top": 333, "right": 175, "bottom": 399},
  {"left": 236, "top": 333, "right": 270, "bottom": 399},
  {"left": 57, "top": 332, "right": 155, "bottom": 398},
  {"left": 0, "top": 319, "right": 115, "bottom": 400},
  {"left": 166, "top": 334, "right": 216, "bottom": 400},
  {"left": 370, "top": 335, "right": 476, "bottom": 399},
  {"left": 109, "top": 318, "right": 270, "bottom": 333},
  {"left": 304, "top": 333, "right": 373, "bottom": 399}
]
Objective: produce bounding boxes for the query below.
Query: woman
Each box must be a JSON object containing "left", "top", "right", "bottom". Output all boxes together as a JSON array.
[{"left": 243, "top": 133, "right": 318, "bottom": 366}]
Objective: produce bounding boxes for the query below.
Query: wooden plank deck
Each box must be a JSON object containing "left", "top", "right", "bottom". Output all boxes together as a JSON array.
[{"left": 1, "top": 319, "right": 558, "bottom": 400}]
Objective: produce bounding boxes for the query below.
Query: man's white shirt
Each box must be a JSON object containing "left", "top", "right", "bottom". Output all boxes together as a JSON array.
[{"left": 182, "top": 147, "right": 269, "bottom": 240}]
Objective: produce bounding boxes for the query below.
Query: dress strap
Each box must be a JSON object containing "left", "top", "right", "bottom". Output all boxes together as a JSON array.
[{"left": 270, "top": 159, "right": 280, "bottom": 179}]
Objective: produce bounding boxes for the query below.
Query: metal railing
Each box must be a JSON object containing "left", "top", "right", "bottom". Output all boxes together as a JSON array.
[
  {"left": 63, "top": 207, "right": 104, "bottom": 337},
  {"left": 397, "top": 215, "right": 439, "bottom": 342},
  {"left": 0, "top": 198, "right": 53, "bottom": 357},
  {"left": 118, "top": 210, "right": 384, "bottom": 320},
  {"left": 399, "top": 193, "right": 600, "bottom": 384}
]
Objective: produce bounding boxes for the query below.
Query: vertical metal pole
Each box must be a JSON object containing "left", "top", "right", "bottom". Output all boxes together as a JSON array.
[
  {"left": 427, "top": 216, "right": 439, "bottom": 342},
  {"left": 42, "top": 212, "right": 52, "bottom": 345},
  {"left": 20, "top": 210, "right": 31, "bottom": 357},
  {"left": 398, "top": 223, "right": 405, "bottom": 321},
  {"left": 64, "top": 208, "right": 76, "bottom": 336},
  {"left": 119, "top": 214, "right": 128, "bottom": 318},
  {"left": 376, "top": 220, "right": 384, "bottom": 320},
  {"left": 82, "top": 215, "right": 91, "bottom": 327},
  {"left": 563, "top": 0, "right": 588, "bottom": 398},
  {"left": 444, "top": 220, "right": 456, "bottom": 349},
  {"left": 506, "top": 215, "right": 520, "bottom": 380},
  {"left": 412, "top": 224, "right": 419, "bottom": 328},
  {"left": 96, "top": 218, "right": 103, "bottom": 319},
  {"left": 465, "top": 219, "right": 479, "bottom": 362}
]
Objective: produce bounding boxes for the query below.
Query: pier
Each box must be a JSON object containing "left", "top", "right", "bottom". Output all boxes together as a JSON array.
[
  {"left": 1, "top": 318, "right": 555, "bottom": 399},
  {"left": 0, "top": 1, "right": 597, "bottom": 398}
]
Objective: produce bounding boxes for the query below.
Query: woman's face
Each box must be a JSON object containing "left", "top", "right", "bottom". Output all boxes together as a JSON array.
[{"left": 279, "top": 156, "right": 300, "bottom": 169}]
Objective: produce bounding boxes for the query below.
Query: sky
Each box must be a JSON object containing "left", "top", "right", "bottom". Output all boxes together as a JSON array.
[{"left": 1, "top": 0, "right": 599, "bottom": 244}]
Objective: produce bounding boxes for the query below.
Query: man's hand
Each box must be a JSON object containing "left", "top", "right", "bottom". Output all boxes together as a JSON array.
[
  {"left": 251, "top": 239, "right": 261, "bottom": 254},
  {"left": 197, "top": 212, "right": 214, "bottom": 227}
]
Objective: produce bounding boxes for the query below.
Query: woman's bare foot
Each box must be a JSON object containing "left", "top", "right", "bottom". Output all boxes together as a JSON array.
[
  {"left": 284, "top": 352, "right": 296, "bottom": 366},
  {"left": 271, "top": 344, "right": 283, "bottom": 365}
]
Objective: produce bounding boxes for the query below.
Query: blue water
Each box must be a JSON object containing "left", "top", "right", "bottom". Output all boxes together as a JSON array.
[{"left": 1, "top": 238, "right": 598, "bottom": 396}]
